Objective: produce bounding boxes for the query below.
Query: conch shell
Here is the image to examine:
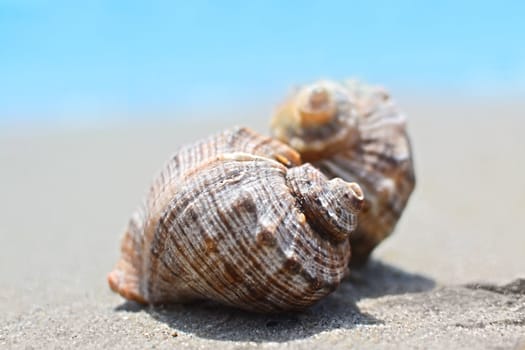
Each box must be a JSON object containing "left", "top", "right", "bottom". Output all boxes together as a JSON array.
[
  {"left": 271, "top": 80, "right": 416, "bottom": 265},
  {"left": 108, "top": 127, "right": 364, "bottom": 312}
]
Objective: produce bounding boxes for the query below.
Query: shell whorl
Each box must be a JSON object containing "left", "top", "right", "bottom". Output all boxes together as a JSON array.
[
  {"left": 271, "top": 80, "right": 416, "bottom": 265},
  {"left": 271, "top": 80, "right": 360, "bottom": 162},
  {"left": 108, "top": 127, "right": 360, "bottom": 312},
  {"left": 286, "top": 164, "right": 364, "bottom": 243},
  {"left": 296, "top": 85, "right": 337, "bottom": 127}
]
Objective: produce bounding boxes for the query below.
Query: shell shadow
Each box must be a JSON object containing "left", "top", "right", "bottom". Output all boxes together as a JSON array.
[{"left": 114, "top": 259, "right": 435, "bottom": 342}]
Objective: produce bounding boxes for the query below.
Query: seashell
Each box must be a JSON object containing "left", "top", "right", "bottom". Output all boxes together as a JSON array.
[
  {"left": 108, "top": 127, "right": 364, "bottom": 312},
  {"left": 270, "top": 79, "right": 416, "bottom": 265}
]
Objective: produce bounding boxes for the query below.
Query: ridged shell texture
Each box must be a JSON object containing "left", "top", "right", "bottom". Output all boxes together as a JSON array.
[{"left": 108, "top": 127, "right": 364, "bottom": 312}]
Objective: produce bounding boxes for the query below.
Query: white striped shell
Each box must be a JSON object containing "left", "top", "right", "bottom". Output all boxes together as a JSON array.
[
  {"left": 270, "top": 80, "right": 416, "bottom": 265},
  {"left": 108, "top": 127, "right": 364, "bottom": 312}
]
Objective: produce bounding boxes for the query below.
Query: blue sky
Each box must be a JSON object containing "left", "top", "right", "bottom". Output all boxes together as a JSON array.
[{"left": 1, "top": 1, "right": 524, "bottom": 122}]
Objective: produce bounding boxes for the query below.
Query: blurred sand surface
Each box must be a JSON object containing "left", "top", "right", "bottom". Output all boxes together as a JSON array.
[{"left": 1, "top": 96, "right": 524, "bottom": 349}]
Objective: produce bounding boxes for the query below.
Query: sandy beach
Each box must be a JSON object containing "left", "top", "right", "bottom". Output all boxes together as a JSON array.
[{"left": 1, "top": 96, "right": 524, "bottom": 349}]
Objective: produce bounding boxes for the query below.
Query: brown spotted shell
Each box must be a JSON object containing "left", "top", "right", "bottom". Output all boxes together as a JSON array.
[
  {"left": 108, "top": 127, "right": 364, "bottom": 312},
  {"left": 270, "top": 80, "right": 416, "bottom": 265}
]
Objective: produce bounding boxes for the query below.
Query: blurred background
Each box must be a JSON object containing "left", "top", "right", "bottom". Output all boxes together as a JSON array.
[
  {"left": 0, "top": 0, "right": 524, "bottom": 300},
  {"left": 1, "top": 0, "right": 524, "bottom": 127}
]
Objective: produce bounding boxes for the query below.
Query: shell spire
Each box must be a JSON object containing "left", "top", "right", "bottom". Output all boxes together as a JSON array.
[
  {"left": 296, "top": 85, "right": 338, "bottom": 127},
  {"left": 286, "top": 164, "right": 363, "bottom": 243}
]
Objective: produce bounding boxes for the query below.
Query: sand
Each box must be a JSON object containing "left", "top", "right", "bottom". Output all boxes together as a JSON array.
[{"left": 1, "top": 97, "right": 524, "bottom": 349}]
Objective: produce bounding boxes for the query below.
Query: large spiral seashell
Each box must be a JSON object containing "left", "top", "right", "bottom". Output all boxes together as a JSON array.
[
  {"left": 270, "top": 80, "right": 416, "bottom": 265},
  {"left": 108, "top": 127, "right": 364, "bottom": 312}
]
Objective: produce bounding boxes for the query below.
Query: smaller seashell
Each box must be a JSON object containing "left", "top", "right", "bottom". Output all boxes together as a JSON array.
[
  {"left": 271, "top": 79, "right": 416, "bottom": 265},
  {"left": 108, "top": 127, "right": 364, "bottom": 312}
]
